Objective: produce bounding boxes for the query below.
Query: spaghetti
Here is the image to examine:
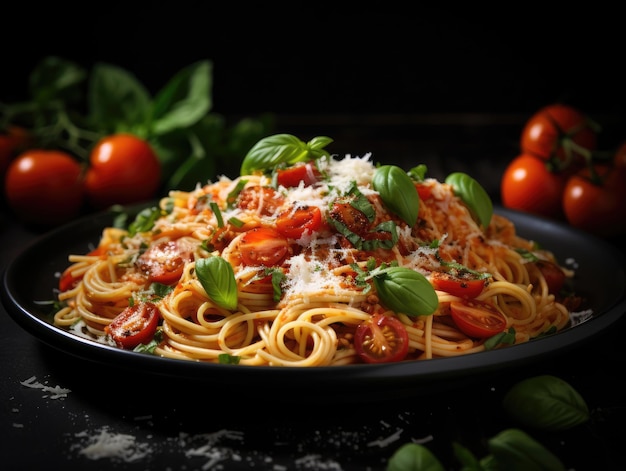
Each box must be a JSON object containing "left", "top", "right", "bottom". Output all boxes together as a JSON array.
[{"left": 54, "top": 143, "right": 577, "bottom": 367}]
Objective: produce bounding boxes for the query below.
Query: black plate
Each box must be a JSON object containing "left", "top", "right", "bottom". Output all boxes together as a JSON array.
[{"left": 3, "top": 205, "right": 625, "bottom": 399}]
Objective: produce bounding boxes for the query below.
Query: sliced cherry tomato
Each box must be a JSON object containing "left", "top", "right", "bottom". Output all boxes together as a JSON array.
[
  {"left": 500, "top": 154, "right": 567, "bottom": 219},
  {"left": 239, "top": 227, "right": 290, "bottom": 266},
  {"left": 275, "top": 204, "right": 323, "bottom": 238},
  {"left": 4, "top": 149, "right": 84, "bottom": 226},
  {"left": 520, "top": 103, "right": 596, "bottom": 172},
  {"left": 85, "top": 133, "right": 161, "bottom": 210},
  {"left": 415, "top": 183, "right": 432, "bottom": 201},
  {"left": 532, "top": 260, "right": 566, "bottom": 295},
  {"left": 562, "top": 164, "right": 626, "bottom": 236},
  {"left": 450, "top": 299, "right": 507, "bottom": 338},
  {"left": 431, "top": 271, "right": 486, "bottom": 298},
  {"left": 276, "top": 162, "right": 322, "bottom": 187},
  {"left": 354, "top": 313, "right": 409, "bottom": 364},
  {"left": 105, "top": 301, "right": 160, "bottom": 349},
  {"left": 58, "top": 248, "right": 104, "bottom": 291},
  {"left": 136, "top": 240, "right": 193, "bottom": 285},
  {"left": 236, "top": 185, "right": 285, "bottom": 216},
  {"left": 329, "top": 202, "right": 370, "bottom": 236}
]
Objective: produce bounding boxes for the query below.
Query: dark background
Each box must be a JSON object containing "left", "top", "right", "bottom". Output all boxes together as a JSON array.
[{"left": 3, "top": 4, "right": 625, "bottom": 188}]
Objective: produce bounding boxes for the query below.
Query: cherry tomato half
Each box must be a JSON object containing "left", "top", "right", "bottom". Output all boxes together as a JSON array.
[
  {"left": 562, "top": 165, "right": 626, "bottom": 236},
  {"left": 276, "top": 162, "right": 322, "bottom": 187},
  {"left": 354, "top": 313, "right": 409, "bottom": 364},
  {"left": 275, "top": 204, "right": 323, "bottom": 238},
  {"left": 239, "top": 227, "right": 291, "bottom": 266},
  {"left": 431, "top": 271, "right": 486, "bottom": 298},
  {"left": 4, "top": 149, "right": 84, "bottom": 226},
  {"left": 58, "top": 248, "right": 104, "bottom": 291},
  {"left": 450, "top": 299, "right": 507, "bottom": 338},
  {"left": 500, "top": 154, "right": 567, "bottom": 219},
  {"left": 105, "top": 301, "right": 160, "bottom": 349},
  {"left": 136, "top": 240, "right": 194, "bottom": 285},
  {"left": 85, "top": 133, "right": 161, "bottom": 210},
  {"left": 532, "top": 260, "right": 566, "bottom": 295},
  {"left": 520, "top": 103, "right": 596, "bottom": 171}
]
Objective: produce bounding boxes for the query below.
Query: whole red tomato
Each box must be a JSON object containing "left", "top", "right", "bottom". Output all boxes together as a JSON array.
[
  {"left": 4, "top": 150, "right": 84, "bottom": 226},
  {"left": 500, "top": 154, "right": 567, "bottom": 219},
  {"left": 84, "top": 134, "right": 161, "bottom": 209},
  {"left": 520, "top": 104, "right": 596, "bottom": 172},
  {"left": 562, "top": 164, "right": 626, "bottom": 237}
]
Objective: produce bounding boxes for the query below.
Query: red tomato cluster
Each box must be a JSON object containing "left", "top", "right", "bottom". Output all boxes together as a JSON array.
[
  {"left": 501, "top": 104, "right": 626, "bottom": 237},
  {"left": 2, "top": 132, "right": 161, "bottom": 227}
]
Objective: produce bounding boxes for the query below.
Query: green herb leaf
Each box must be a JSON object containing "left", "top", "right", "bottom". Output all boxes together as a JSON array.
[
  {"left": 195, "top": 257, "right": 238, "bottom": 310},
  {"left": 488, "top": 428, "right": 566, "bottom": 471},
  {"left": 372, "top": 165, "right": 419, "bottom": 226},
  {"left": 29, "top": 56, "right": 87, "bottom": 104},
  {"left": 445, "top": 172, "right": 493, "bottom": 229},
  {"left": 386, "top": 443, "right": 445, "bottom": 471},
  {"left": 128, "top": 207, "right": 162, "bottom": 236},
  {"left": 152, "top": 60, "right": 212, "bottom": 135},
  {"left": 240, "top": 134, "right": 332, "bottom": 175},
  {"left": 88, "top": 62, "right": 152, "bottom": 134},
  {"left": 373, "top": 267, "right": 438, "bottom": 317},
  {"left": 502, "top": 375, "right": 590, "bottom": 431}
]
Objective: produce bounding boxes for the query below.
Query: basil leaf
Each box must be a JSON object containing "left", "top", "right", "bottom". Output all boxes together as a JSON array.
[
  {"left": 128, "top": 206, "right": 162, "bottom": 236},
  {"left": 195, "top": 257, "right": 238, "bottom": 310},
  {"left": 88, "top": 62, "right": 152, "bottom": 134},
  {"left": 488, "top": 428, "right": 566, "bottom": 471},
  {"left": 445, "top": 172, "right": 493, "bottom": 229},
  {"left": 387, "top": 443, "right": 445, "bottom": 471},
  {"left": 502, "top": 375, "right": 590, "bottom": 431},
  {"left": 240, "top": 134, "right": 332, "bottom": 175},
  {"left": 29, "top": 56, "right": 87, "bottom": 103},
  {"left": 373, "top": 267, "right": 438, "bottom": 317},
  {"left": 372, "top": 165, "right": 419, "bottom": 226},
  {"left": 152, "top": 60, "right": 212, "bottom": 135}
]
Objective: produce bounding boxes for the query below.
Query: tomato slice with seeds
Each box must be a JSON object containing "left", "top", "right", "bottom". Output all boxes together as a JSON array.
[
  {"left": 354, "top": 313, "right": 409, "bottom": 364},
  {"left": 276, "top": 162, "right": 322, "bottom": 187},
  {"left": 239, "top": 227, "right": 290, "bottom": 266},
  {"left": 136, "top": 240, "right": 193, "bottom": 285},
  {"left": 431, "top": 271, "right": 486, "bottom": 299},
  {"left": 450, "top": 299, "right": 507, "bottom": 338},
  {"left": 275, "top": 205, "right": 323, "bottom": 239},
  {"left": 105, "top": 302, "right": 160, "bottom": 349}
]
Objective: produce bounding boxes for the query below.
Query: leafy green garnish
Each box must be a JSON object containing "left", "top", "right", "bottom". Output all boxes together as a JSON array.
[
  {"left": 487, "top": 428, "right": 566, "bottom": 471},
  {"left": 502, "top": 375, "right": 590, "bottom": 431},
  {"left": 195, "top": 256, "right": 238, "bottom": 310},
  {"left": 372, "top": 165, "right": 420, "bottom": 226},
  {"left": 128, "top": 206, "right": 163, "bottom": 236},
  {"left": 240, "top": 134, "right": 333, "bottom": 175},
  {"left": 445, "top": 172, "right": 493, "bottom": 229},
  {"left": 386, "top": 443, "right": 445, "bottom": 471},
  {"left": 218, "top": 353, "right": 241, "bottom": 365}
]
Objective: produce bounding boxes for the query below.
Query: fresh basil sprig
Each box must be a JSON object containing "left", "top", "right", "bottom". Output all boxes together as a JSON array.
[
  {"left": 502, "top": 375, "right": 590, "bottom": 431},
  {"left": 195, "top": 257, "right": 238, "bottom": 310},
  {"left": 487, "top": 428, "right": 566, "bottom": 471},
  {"left": 373, "top": 267, "right": 438, "bottom": 317},
  {"left": 372, "top": 165, "right": 420, "bottom": 226},
  {"left": 386, "top": 443, "right": 445, "bottom": 471},
  {"left": 445, "top": 172, "right": 493, "bottom": 229},
  {"left": 240, "top": 134, "right": 333, "bottom": 175}
]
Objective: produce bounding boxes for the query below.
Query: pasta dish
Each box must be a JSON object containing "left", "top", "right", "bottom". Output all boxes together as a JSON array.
[{"left": 53, "top": 134, "right": 580, "bottom": 367}]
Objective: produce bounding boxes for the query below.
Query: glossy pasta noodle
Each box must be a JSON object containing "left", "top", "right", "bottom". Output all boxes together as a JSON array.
[{"left": 53, "top": 150, "right": 577, "bottom": 367}]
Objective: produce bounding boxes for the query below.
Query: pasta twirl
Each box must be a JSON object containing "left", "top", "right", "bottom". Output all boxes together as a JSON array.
[{"left": 54, "top": 151, "right": 578, "bottom": 367}]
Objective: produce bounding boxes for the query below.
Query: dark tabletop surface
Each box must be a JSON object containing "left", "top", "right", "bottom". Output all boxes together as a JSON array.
[{"left": 2, "top": 118, "right": 626, "bottom": 471}]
